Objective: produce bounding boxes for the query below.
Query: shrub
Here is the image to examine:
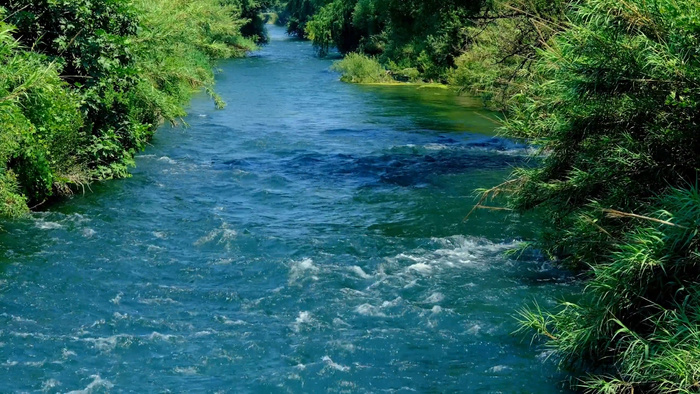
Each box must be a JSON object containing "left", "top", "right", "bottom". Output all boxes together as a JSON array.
[{"left": 331, "top": 52, "right": 392, "bottom": 83}]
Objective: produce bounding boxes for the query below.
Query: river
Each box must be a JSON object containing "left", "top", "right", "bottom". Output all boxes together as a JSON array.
[{"left": 0, "top": 26, "right": 574, "bottom": 393}]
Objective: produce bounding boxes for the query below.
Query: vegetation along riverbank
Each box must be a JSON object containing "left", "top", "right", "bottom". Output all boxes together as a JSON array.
[
  {"left": 283, "top": 0, "right": 700, "bottom": 391},
  {"left": 1, "top": 0, "right": 699, "bottom": 391},
  {"left": 0, "top": 0, "right": 276, "bottom": 216}
]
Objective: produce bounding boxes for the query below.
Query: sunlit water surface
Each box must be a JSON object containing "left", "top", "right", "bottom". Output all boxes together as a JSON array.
[{"left": 0, "top": 27, "right": 575, "bottom": 393}]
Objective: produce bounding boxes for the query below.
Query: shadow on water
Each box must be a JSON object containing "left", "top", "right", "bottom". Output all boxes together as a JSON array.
[{"left": 213, "top": 134, "right": 531, "bottom": 188}]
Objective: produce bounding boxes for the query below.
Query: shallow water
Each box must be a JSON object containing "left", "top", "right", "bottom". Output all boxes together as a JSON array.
[{"left": 0, "top": 27, "right": 574, "bottom": 393}]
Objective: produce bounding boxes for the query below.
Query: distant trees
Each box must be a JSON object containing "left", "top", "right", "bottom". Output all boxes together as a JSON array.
[{"left": 286, "top": 0, "right": 487, "bottom": 80}]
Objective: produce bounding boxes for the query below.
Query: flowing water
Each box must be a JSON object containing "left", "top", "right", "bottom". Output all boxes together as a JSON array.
[{"left": 0, "top": 27, "right": 575, "bottom": 393}]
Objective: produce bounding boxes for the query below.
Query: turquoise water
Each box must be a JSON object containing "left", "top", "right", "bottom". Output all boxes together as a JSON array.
[{"left": 0, "top": 27, "right": 575, "bottom": 393}]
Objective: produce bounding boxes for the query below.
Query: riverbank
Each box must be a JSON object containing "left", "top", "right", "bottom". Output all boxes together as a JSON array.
[{"left": 0, "top": 0, "right": 267, "bottom": 217}]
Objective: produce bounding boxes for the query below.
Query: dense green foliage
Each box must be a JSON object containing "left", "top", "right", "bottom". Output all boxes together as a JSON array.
[
  {"left": 500, "top": 0, "right": 700, "bottom": 391},
  {"left": 287, "top": 0, "right": 566, "bottom": 95},
  {"left": 286, "top": 0, "right": 486, "bottom": 80},
  {"left": 0, "top": 0, "right": 262, "bottom": 215},
  {"left": 448, "top": 0, "right": 567, "bottom": 107}
]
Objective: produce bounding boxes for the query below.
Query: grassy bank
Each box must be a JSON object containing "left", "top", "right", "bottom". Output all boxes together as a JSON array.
[{"left": 0, "top": 0, "right": 266, "bottom": 216}]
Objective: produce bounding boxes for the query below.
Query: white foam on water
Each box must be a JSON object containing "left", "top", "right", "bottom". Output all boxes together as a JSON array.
[
  {"left": 219, "top": 316, "right": 247, "bottom": 326},
  {"left": 403, "top": 279, "right": 419, "bottom": 289},
  {"left": 158, "top": 156, "right": 177, "bottom": 164},
  {"left": 10, "top": 332, "right": 51, "bottom": 340},
  {"left": 494, "top": 146, "right": 539, "bottom": 156},
  {"left": 148, "top": 332, "right": 179, "bottom": 341},
  {"left": 113, "top": 312, "right": 128, "bottom": 320},
  {"left": 82, "top": 334, "right": 132, "bottom": 352},
  {"left": 349, "top": 266, "right": 372, "bottom": 279},
  {"left": 138, "top": 297, "right": 180, "bottom": 305},
  {"left": 329, "top": 340, "right": 356, "bottom": 353},
  {"left": 424, "top": 292, "right": 444, "bottom": 304},
  {"left": 210, "top": 258, "right": 234, "bottom": 266},
  {"left": 24, "top": 359, "right": 46, "bottom": 367},
  {"left": 355, "top": 304, "right": 387, "bottom": 318},
  {"left": 66, "top": 375, "right": 114, "bottom": 394},
  {"left": 385, "top": 236, "right": 519, "bottom": 281},
  {"left": 110, "top": 292, "right": 123, "bottom": 305},
  {"left": 338, "top": 381, "right": 357, "bottom": 389},
  {"left": 322, "top": 356, "right": 350, "bottom": 372},
  {"left": 90, "top": 319, "right": 106, "bottom": 328},
  {"left": 381, "top": 298, "right": 402, "bottom": 308},
  {"left": 332, "top": 318, "right": 351, "bottom": 328},
  {"left": 62, "top": 349, "right": 77, "bottom": 359},
  {"left": 146, "top": 245, "right": 164, "bottom": 252},
  {"left": 466, "top": 324, "right": 481, "bottom": 335},
  {"left": 2, "top": 360, "right": 18, "bottom": 367},
  {"left": 1, "top": 313, "right": 37, "bottom": 324},
  {"left": 194, "top": 330, "right": 215, "bottom": 337},
  {"left": 289, "top": 258, "right": 320, "bottom": 284},
  {"left": 174, "top": 366, "right": 199, "bottom": 375},
  {"left": 82, "top": 228, "right": 97, "bottom": 238},
  {"left": 340, "top": 288, "right": 366, "bottom": 297},
  {"left": 424, "top": 143, "right": 449, "bottom": 151},
  {"left": 153, "top": 231, "right": 168, "bottom": 239},
  {"left": 488, "top": 365, "right": 511, "bottom": 373},
  {"left": 292, "top": 311, "right": 314, "bottom": 332},
  {"left": 41, "top": 378, "right": 61, "bottom": 392},
  {"left": 430, "top": 305, "right": 443, "bottom": 314},
  {"left": 34, "top": 220, "right": 63, "bottom": 230},
  {"left": 195, "top": 223, "right": 238, "bottom": 247},
  {"left": 407, "top": 262, "right": 432, "bottom": 274}
]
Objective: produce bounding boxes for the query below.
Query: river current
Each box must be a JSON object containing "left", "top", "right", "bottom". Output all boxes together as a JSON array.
[{"left": 0, "top": 27, "right": 574, "bottom": 393}]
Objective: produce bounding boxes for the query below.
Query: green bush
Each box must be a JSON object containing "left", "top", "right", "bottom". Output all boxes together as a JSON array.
[
  {"left": 0, "top": 17, "right": 84, "bottom": 212},
  {"left": 331, "top": 52, "right": 391, "bottom": 83}
]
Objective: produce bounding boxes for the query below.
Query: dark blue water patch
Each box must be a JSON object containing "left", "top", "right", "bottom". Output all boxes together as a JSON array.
[
  {"left": 210, "top": 136, "right": 529, "bottom": 188},
  {"left": 211, "top": 158, "right": 255, "bottom": 170},
  {"left": 467, "top": 136, "right": 529, "bottom": 151},
  {"left": 356, "top": 151, "right": 523, "bottom": 187},
  {"left": 436, "top": 135, "right": 460, "bottom": 144},
  {"left": 322, "top": 128, "right": 381, "bottom": 136}
]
